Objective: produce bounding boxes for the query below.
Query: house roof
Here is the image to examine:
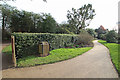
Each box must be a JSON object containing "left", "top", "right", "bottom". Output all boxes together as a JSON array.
[{"left": 100, "top": 25, "right": 106, "bottom": 31}]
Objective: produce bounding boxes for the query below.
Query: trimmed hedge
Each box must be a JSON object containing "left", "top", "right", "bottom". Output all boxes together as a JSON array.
[{"left": 12, "top": 33, "right": 78, "bottom": 59}]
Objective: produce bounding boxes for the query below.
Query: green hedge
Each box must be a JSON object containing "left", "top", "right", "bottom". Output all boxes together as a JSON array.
[{"left": 12, "top": 33, "right": 78, "bottom": 59}]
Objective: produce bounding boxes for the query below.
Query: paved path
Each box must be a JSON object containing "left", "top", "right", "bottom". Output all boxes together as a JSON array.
[
  {"left": 2, "top": 40, "right": 118, "bottom": 78},
  {"left": 2, "top": 45, "right": 13, "bottom": 70},
  {"left": 0, "top": 43, "right": 11, "bottom": 79},
  {"left": 1, "top": 43, "right": 13, "bottom": 70}
]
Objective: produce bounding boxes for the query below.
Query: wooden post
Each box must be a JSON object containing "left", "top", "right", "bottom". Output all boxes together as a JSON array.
[{"left": 11, "top": 36, "right": 16, "bottom": 67}]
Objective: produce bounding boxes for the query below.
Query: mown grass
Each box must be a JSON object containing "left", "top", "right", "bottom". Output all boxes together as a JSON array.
[
  {"left": 2, "top": 44, "right": 12, "bottom": 55},
  {"left": 98, "top": 40, "right": 120, "bottom": 75},
  {"left": 2, "top": 45, "right": 92, "bottom": 67}
]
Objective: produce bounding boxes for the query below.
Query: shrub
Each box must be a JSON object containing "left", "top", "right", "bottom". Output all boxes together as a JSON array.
[
  {"left": 98, "top": 34, "right": 106, "bottom": 40},
  {"left": 2, "top": 30, "right": 11, "bottom": 41},
  {"left": 86, "top": 28, "right": 97, "bottom": 38},
  {"left": 12, "top": 33, "right": 78, "bottom": 59},
  {"left": 76, "top": 30, "right": 93, "bottom": 45},
  {"left": 106, "top": 30, "right": 118, "bottom": 43}
]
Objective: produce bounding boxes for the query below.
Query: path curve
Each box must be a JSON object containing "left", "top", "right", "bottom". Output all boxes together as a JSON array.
[{"left": 2, "top": 40, "right": 118, "bottom": 78}]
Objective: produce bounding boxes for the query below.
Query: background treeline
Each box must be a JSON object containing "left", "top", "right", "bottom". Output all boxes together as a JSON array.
[
  {"left": 1, "top": 4, "right": 119, "bottom": 44},
  {"left": 1, "top": 4, "right": 72, "bottom": 40},
  {"left": 1, "top": 4, "right": 95, "bottom": 41},
  {"left": 1, "top": 4, "right": 62, "bottom": 40}
]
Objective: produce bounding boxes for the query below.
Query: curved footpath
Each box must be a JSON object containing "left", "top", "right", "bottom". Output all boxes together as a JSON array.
[{"left": 2, "top": 40, "right": 118, "bottom": 78}]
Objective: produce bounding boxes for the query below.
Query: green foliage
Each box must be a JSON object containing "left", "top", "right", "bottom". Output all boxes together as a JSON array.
[
  {"left": 12, "top": 33, "right": 78, "bottom": 59},
  {"left": 95, "top": 26, "right": 109, "bottom": 40},
  {"left": 56, "top": 23, "right": 70, "bottom": 34},
  {"left": 1, "top": 4, "right": 57, "bottom": 33},
  {"left": 106, "top": 30, "right": 118, "bottom": 43},
  {"left": 2, "top": 30, "right": 11, "bottom": 41},
  {"left": 2, "top": 44, "right": 92, "bottom": 67},
  {"left": 55, "top": 27, "right": 67, "bottom": 34},
  {"left": 86, "top": 28, "right": 97, "bottom": 37},
  {"left": 1, "top": 4, "right": 14, "bottom": 40},
  {"left": 95, "top": 28, "right": 106, "bottom": 34},
  {"left": 40, "top": 13, "right": 57, "bottom": 33},
  {"left": 2, "top": 44, "right": 12, "bottom": 55},
  {"left": 98, "top": 34, "right": 106, "bottom": 40},
  {"left": 75, "top": 45, "right": 79, "bottom": 48},
  {"left": 67, "top": 4, "right": 96, "bottom": 34},
  {"left": 17, "top": 47, "right": 92, "bottom": 67},
  {"left": 98, "top": 40, "right": 120, "bottom": 75},
  {"left": 76, "top": 30, "right": 93, "bottom": 45},
  {"left": 10, "top": 10, "right": 57, "bottom": 33}
]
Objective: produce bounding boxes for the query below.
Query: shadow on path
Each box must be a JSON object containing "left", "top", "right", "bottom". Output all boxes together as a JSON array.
[{"left": 2, "top": 53, "right": 14, "bottom": 70}]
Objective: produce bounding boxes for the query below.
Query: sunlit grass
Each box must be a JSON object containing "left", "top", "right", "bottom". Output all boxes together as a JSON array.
[
  {"left": 17, "top": 47, "right": 92, "bottom": 67},
  {"left": 2, "top": 45, "right": 92, "bottom": 67}
]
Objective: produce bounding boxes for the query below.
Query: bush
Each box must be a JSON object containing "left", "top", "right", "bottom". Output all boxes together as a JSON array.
[
  {"left": 98, "top": 34, "right": 106, "bottom": 40},
  {"left": 76, "top": 30, "right": 93, "bottom": 45},
  {"left": 55, "top": 27, "right": 67, "bottom": 34},
  {"left": 2, "top": 30, "right": 11, "bottom": 41},
  {"left": 106, "top": 30, "right": 118, "bottom": 43},
  {"left": 12, "top": 33, "right": 78, "bottom": 59},
  {"left": 86, "top": 28, "right": 97, "bottom": 38}
]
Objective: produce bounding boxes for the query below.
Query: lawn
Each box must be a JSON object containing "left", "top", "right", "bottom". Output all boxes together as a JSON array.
[
  {"left": 2, "top": 44, "right": 12, "bottom": 55},
  {"left": 2, "top": 45, "right": 92, "bottom": 67},
  {"left": 98, "top": 40, "right": 120, "bottom": 75}
]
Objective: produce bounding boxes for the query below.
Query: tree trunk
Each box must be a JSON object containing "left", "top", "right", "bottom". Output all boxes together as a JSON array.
[
  {"left": 2, "top": 16, "right": 5, "bottom": 32},
  {"left": 2, "top": 16, "right": 5, "bottom": 38}
]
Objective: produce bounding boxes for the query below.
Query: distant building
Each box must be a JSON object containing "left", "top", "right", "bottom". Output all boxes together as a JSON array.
[
  {"left": 99, "top": 25, "right": 106, "bottom": 31},
  {"left": 95, "top": 25, "right": 107, "bottom": 34}
]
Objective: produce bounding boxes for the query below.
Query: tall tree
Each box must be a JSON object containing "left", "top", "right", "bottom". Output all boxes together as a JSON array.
[
  {"left": 67, "top": 4, "right": 96, "bottom": 34},
  {"left": 1, "top": 4, "right": 57, "bottom": 33},
  {"left": 86, "top": 28, "right": 97, "bottom": 37},
  {"left": 1, "top": 4, "right": 13, "bottom": 31},
  {"left": 1, "top": 4, "right": 15, "bottom": 39},
  {"left": 32, "top": 13, "right": 43, "bottom": 33},
  {"left": 41, "top": 13, "right": 57, "bottom": 33}
]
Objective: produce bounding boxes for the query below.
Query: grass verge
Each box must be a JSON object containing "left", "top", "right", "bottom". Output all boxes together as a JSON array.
[
  {"left": 98, "top": 40, "right": 120, "bottom": 75},
  {"left": 2, "top": 44, "right": 92, "bottom": 67},
  {"left": 2, "top": 44, "right": 12, "bottom": 55}
]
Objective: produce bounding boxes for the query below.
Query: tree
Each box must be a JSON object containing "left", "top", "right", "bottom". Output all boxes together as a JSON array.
[
  {"left": 1, "top": 4, "right": 15, "bottom": 40},
  {"left": 95, "top": 25, "right": 107, "bottom": 34},
  {"left": 95, "top": 25, "right": 108, "bottom": 39},
  {"left": 76, "top": 29, "right": 93, "bottom": 45},
  {"left": 10, "top": 10, "right": 34, "bottom": 32},
  {"left": 30, "top": 13, "right": 43, "bottom": 33},
  {"left": 56, "top": 23, "right": 73, "bottom": 34},
  {"left": 1, "top": 4, "right": 14, "bottom": 31},
  {"left": 40, "top": 13, "right": 57, "bottom": 33},
  {"left": 67, "top": 4, "right": 96, "bottom": 34},
  {"left": 106, "top": 30, "right": 118, "bottom": 43},
  {"left": 1, "top": 3, "right": 57, "bottom": 33},
  {"left": 86, "top": 28, "right": 97, "bottom": 37}
]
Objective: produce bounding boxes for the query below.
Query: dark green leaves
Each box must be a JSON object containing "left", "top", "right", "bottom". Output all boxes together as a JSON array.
[{"left": 13, "top": 33, "right": 78, "bottom": 59}]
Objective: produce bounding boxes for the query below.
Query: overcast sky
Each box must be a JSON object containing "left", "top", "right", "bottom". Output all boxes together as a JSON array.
[{"left": 1, "top": 0, "right": 119, "bottom": 30}]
